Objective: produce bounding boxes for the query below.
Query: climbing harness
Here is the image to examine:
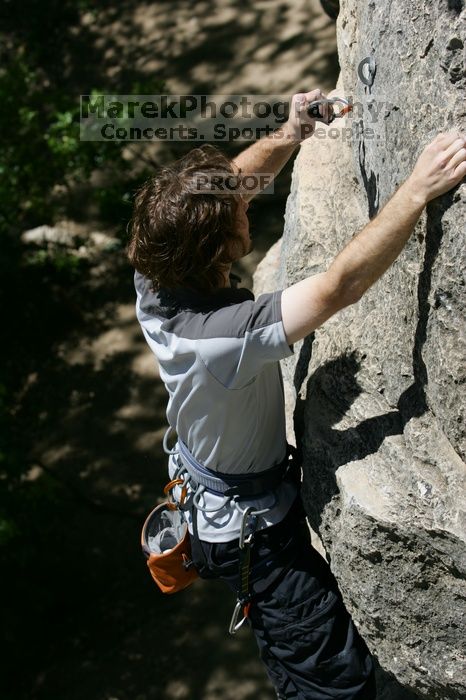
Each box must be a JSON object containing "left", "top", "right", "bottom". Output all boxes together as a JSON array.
[
  {"left": 307, "top": 96, "right": 353, "bottom": 123},
  {"left": 140, "top": 425, "right": 300, "bottom": 634},
  {"left": 176, "top": 434, "right": 292, "bottom": 499}
]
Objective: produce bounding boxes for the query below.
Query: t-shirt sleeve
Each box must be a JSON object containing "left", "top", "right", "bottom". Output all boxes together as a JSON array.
[{"left": 198, "top": 289, "right": 294, "bottom": 390}]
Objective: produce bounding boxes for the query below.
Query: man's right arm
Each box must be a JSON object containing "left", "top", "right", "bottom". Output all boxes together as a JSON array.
[{"left": 281, "top": 131, "right": 466, "bottom": 345}]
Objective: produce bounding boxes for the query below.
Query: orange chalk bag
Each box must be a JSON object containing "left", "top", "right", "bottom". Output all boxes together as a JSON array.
[{"left": 140, "top": 479, "right": 198, "bottom": 594}]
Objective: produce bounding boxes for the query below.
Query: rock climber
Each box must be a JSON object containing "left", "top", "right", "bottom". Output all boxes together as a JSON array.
[{"left": 127, "top": 88, "right": 466, "bottom": 699}]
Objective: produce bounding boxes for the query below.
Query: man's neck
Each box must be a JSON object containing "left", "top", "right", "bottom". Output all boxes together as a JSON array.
[{"left": 219, "top": 264, "right": 233, "bottom": 288}]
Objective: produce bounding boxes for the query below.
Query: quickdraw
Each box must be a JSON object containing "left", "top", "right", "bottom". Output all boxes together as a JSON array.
[{"left": 228, "top": 505, "right": 259, "bottom": 634}]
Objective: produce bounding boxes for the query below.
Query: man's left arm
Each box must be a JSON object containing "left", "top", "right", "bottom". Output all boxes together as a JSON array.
[{"left": 231, "top": 89, "right": 333, "bottom": 201}]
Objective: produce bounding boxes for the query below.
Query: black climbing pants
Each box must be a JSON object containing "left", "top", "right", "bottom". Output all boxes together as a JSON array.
[{"left": 189, "top": 497, "right": 376, "bottom": 700}]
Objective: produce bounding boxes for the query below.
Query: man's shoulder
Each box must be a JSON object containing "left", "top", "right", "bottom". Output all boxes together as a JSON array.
[
  {"left": 135, "top": 270, "right": 283, "bottom": 341},
  {"left": 159, "top": 289, "right": 283, "bottom": 343}
]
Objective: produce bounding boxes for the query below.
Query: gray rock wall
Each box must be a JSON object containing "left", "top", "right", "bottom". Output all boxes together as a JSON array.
[{"left": 254, "top": 1, "right": 466, "bottom": 696}]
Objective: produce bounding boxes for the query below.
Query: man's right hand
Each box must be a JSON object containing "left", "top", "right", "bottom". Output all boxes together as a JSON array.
[
  {"left": 405, "top": 130, "right": 466, "bottom": 205},
  {"left": 284, "top": 89, "right": 333, "bottom": 144}
]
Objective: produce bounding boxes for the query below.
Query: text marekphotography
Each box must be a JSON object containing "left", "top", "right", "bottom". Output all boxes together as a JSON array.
[{"left": 80, "top": 94, "right": 389, "bottom": 142}]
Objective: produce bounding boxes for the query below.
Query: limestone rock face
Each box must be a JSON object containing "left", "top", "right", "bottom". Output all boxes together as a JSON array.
[{"left": 254, "top": 1, "right": 466, "bottom": 696}]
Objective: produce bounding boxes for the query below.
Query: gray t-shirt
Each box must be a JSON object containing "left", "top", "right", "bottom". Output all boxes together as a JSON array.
[{"left": 135, "top": 270, "right": 297, "bottom": 542}]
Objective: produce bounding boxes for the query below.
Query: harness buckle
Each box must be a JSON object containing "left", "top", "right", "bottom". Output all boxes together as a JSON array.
[{"left": 224, "top": 485, "right": 241, "bottom": 498}]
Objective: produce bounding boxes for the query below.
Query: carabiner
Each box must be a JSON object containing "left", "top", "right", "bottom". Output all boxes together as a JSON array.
[
  {"left": 330, "top": 97, "right": 353, "bottom": 119},
  {"left": 229, "top": 599, "right": 249, "bottom": 635},
  {"left": 239, "top": 506, "right": 256, "bottom": 549},
  {"left": 163, "top": 478, "right": 188, "bottom": 508},
  {"left": 307, "top": 96, "right": 352, "bottom": 122}
]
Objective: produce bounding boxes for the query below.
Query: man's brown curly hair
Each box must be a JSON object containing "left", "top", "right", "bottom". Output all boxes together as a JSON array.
[{"left": 126, "top": 145, "right": 244, "bottom": 293}]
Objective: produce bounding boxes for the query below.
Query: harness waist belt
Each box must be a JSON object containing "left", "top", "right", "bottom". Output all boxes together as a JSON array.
[{"left": 176, "top": 439, "right": 296, "bottom": 498}]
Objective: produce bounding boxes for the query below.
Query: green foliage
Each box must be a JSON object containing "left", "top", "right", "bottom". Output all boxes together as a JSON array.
[
  {"left": 0, "top": 12, "right": 165, "bottom": 555},
  {"left": 0, "top": 53, "right": 161, "bottom": 235}
]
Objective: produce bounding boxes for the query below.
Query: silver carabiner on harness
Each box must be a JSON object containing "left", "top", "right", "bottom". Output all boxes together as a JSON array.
[
  {"left": 238, "top": 505, "right": 256, "bottom": 549},
  {"left": 228, "top": 600, "right": 249, "bottom": 635}
]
